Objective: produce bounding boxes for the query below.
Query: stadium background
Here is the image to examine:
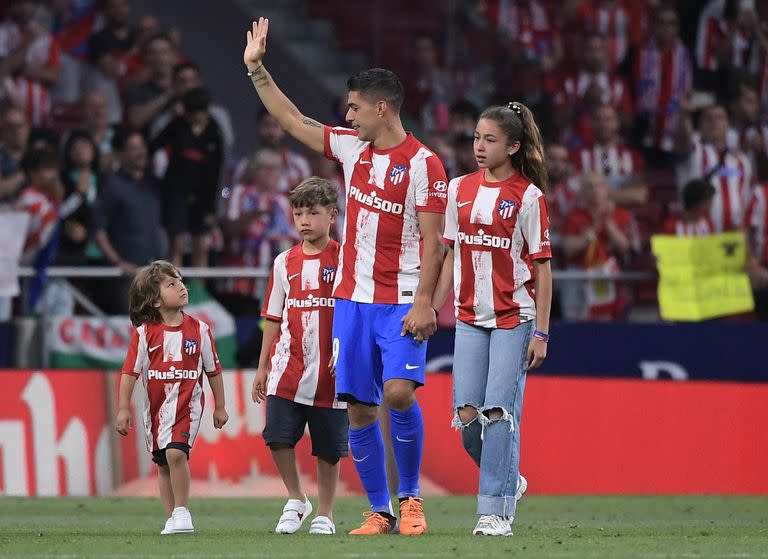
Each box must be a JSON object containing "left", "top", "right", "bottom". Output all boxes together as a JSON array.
[{"left": 1, "top": 0, "right": 768, "bottom": 538}]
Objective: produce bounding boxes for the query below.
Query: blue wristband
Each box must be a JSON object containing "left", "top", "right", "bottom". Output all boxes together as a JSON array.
[{"left": 533, "top": 329, "right": 550, "bottom": 342}]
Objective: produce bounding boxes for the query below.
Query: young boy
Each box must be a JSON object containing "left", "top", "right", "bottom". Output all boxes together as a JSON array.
[
  {"left": 116, "top": 261, "right": 229, "bottom": 535},
  {"left": 663, "top": 179, "right": 716, "bottom": 236},
  {"left": 251, "top": 177, "right": 347, "bottom": 535}
]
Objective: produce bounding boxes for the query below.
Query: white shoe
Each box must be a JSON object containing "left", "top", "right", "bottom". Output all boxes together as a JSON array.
[
  {"left": 172, "top": 507, "right": 194, "bottom": 533},
  {"left": 275, "top": 497, "right": 312, "bottom": 534},
  {"left": 473, "top": 514, "right": 513, "bottom": 536},
  {"left": 160, "top": 517, "right": 174, "bottom": 535},
  {"left": 309, "top": 515, "right": 336, "bottom": 535},
  {"left": 515, "top": 474, "right": 528, "bottom": 501}
]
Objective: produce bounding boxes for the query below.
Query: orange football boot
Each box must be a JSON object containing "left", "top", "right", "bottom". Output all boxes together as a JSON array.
[
  {"left": 399, "top": 497, "right": 427, "bottom": 535},
  {"left": 349, "top": 511, "right": 397, "bottom": 535}
]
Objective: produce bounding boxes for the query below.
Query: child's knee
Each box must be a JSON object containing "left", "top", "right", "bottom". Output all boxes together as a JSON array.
[{"left": 165, "top": 448, "right": 187, "bottom": 465}]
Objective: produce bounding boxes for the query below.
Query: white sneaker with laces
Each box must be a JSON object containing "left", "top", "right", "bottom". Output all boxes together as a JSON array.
[
  {"left": 275, "top": 497, "right": 312, "bottom": 534},
  {"left": 160, "top": 517, "right": 174, "bottom": 535},
  {"left": 171, "top": 506, "right": 194, "bottom": 533},
  {"left": 515, "top": 474, "right": 528, "bottom": 501},
  {"left": 309, "top": 515, "right": 336, "bottom": 535},
  {"left": 473, "top": 514, "right": 513, "bottom": 536}
]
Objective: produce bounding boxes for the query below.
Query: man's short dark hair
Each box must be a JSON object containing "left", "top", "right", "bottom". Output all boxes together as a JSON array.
[
  {"left": 347, "top": 68, "right": 404, "bottom": 113},
  {"left": 682, "top": 179, "right": 716, "bottom": 212},
  {"left": 21, "top": 148, "right": 58, "bottom": 174},
  {"left": 112, "top": 127, "right": 145, "bottom": 152},
  {"left": 183, "top": 87, "right": 210, "bottom": 114}
]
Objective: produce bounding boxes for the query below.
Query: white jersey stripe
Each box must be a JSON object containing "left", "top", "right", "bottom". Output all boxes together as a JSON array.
[
  {"left": 156, "top": 382, "right": 180, "bottom": 450},
  {"left": 350, "top": 207, "right": 379, "bottom": 303},
  {"left": 472, "top": 250, "right": 495, "bottom": 328},
  {"left": 295, "top": 310, "right": 320, "bottom": 404}
]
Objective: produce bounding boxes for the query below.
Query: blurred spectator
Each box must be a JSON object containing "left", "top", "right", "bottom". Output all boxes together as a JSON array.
[
  {"left": 15, "top": 147, "right": 61, "bottom": 265},
  {"left": 83, "top": 0, "right": 133, "bottom": 124},
  {"left": 572, "top": 104, "right": 648, "bottom": 206},
  {"left": 57, "top": 129, "right": 98, "bottom": 264},
  {"left": 407, "top": 34, "right": 450, "bottom": 134},
  {"left": 151, "top": 86, "right": 223, "bottom": 268},
  {"left": 449, "top": 99, "right": 479, "bottom": 138},
  {"left": 453, "top": 132, "right": 476, "bottom": 177},
  {"left": 93, "top": 129, "right": 163, "bottom": 313},
  {"left": 217, "top": 148, "right": 296, "bottom": 315},
  {"left": 561, "top": 172, "right": 639, "bottom": 320},
  {"left": 120, "top": 14, "right": 160, "bottom": 86},
  {"left": 546, "top": 142, "right": 579, "bottom": 233},
  {"left": 495, "top": 0, "right": 562, "bottom": 72},
  {"left": 50, "top": 0, "right": 99, "bottom": 60},
  {"left": 0, "top": 0, "right": 61, "bottom": 127},
  {"left": 632, "top": 4, "right": 693, "bottom": 169},
  {"left": 676, "top": 102, "right": 752, "bottom": 232},
  {"left": 232, "top": 108, "right": 310, "bottom": 193},
  {"left": 0, "top": 105, "right": 30, "bottom": 202},
  {"left": 148, "top": 61, "right": 235, "bottom": 156},
  {"left": 662, "top": 178, "right": 716, "bottom": 236},
  {"left": 73, "top": 89, "right": 117, "bottom": 172},
  {"left": 553, "top": 32, "right": 632, "bottom": 146},
  {"left": 125, "top": 31, "right": 178, "bottom": 133},
  {"left": 745, "top": 180, "right": 768, "bottom": 318},
  {"left": 565, "top": 0, "right": 631, "bottom": 69}
]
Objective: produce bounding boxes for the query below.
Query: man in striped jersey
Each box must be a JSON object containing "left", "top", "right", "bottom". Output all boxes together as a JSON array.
[{"left": 244, "top": 18, "right": 447, "bottom": 535}]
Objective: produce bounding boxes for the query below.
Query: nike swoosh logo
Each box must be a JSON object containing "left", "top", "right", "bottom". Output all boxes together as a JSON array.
[
  {"left": 405, "top": 364, "right": 419, "bottom": 370},
  {"left": 288, "top": 273, "right": 300, "bottom": 281},
  {"left": 353, "top": 455, "right": 369, "bottom": 463},
  {"left": 396, "top": 436, "right": 414, "bottom": 443},
  {"left": 457, "top": 201, "right": 472, "bottom": 208},
  {"left": 149, "top": 344, "right": 161, "bottom": 352}
]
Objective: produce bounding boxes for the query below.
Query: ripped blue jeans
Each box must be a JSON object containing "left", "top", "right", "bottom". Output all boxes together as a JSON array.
[{"left": 452, "top": 319, "right": 532, "bottom": 518}]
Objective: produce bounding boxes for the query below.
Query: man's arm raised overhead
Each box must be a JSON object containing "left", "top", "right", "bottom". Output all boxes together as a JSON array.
[{"left": 244, "top": 18, "right": 325, "bottom": 154}]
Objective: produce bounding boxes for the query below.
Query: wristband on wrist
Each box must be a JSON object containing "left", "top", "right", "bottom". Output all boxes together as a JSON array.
[
  {"left": 533, "top": 329, "right": 550, "bottom": 342},
  {"left": 246, "top": 64, "right": 263, "bottom": 77}
]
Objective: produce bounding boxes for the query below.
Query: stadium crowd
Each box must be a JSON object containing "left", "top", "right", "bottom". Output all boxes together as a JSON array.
[{"left": 1, "top": 0, "right": 768, "bottom": 321}]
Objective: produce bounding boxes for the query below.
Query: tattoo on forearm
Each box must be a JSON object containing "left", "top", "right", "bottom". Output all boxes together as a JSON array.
[
  {"left": 301, "top": 117, "right": 323, "bottom": 128},
  {"left": 251, "top": 68, "right": 269, "bottom": 88}
]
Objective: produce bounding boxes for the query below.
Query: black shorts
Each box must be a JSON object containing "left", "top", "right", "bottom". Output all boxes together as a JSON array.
[
  {"left": 263, "top": 395, "right": 349, "bottom": 460},
  {"left": 163, "top": 193, "right": 214, "bottom": 236},
  {"left": 152, "top": 442, "right": 191, "bottom": 465}
]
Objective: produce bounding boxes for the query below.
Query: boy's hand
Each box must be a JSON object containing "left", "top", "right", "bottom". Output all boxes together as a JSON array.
[
  {"left": 251, "top": 368, "right": 268, "bottom": 403},
  {"left": 213, "top": 407, "right": 229, "bottom": 429},
  {"left": 115, "top": 408, "right": 132, "bottom": 436}
]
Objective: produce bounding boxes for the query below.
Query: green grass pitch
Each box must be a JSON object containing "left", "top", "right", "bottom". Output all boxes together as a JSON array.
[{"left": 1, "top": 496, "right": 767, "bottom": 558}]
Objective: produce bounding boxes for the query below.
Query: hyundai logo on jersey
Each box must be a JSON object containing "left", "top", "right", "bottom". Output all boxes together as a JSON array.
[
  {"left": 184, "top": 339, "right": 198, "bottom": 355},
  {"left": 498, "top": 199, "right": 518, "bottom": 220},
  {"left": 389, "top": 165, "right": 407, "bottom": 185},
  {"left": 322, "top": 266, "right": 336, "bottom": 284}
]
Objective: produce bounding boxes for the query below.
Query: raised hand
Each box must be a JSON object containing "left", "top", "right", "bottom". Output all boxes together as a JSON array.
[{"left": 244, "top": 18, "right": 269, "bottom": 69}]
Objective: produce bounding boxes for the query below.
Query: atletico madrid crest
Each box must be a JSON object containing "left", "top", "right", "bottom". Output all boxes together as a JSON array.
[
  {"left": 184, "top": 339, "right": 198, "bottom": 355},
  {"left": 322, "top": 266, "right": 336, "bottom": 284},
  {"left": 389, "top": 165, "right": 407, "bottom": 185},
  {"left": 498, "top": 199, "right": 518, "bottom": 220}
]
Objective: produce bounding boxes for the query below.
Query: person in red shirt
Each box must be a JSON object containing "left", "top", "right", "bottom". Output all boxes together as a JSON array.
[
  {"left": 662, "top": 179, "right": 716, "bottom": 237},
  {"left": 116, "top": 260, "right": 228, "bottom": 535},
  {"left": 252, "top": 178, "right": 347, "bottom": 536},
  {"left": 433, "top": 102, "right": 552, "bottom": 536},
  {"left": 561, "top": 172, "right": 639, "bottom": 320}
]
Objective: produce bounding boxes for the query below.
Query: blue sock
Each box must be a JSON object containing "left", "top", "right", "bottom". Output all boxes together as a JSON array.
[
  {"left": 390, "top": 401, "right": 424, "bottom": 498},
  {"left": 349, "top": 419, "right": 391, "bottom": 513}
]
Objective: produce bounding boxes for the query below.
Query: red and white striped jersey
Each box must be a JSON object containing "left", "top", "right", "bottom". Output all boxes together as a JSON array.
[
  {"left": 554, "top": 71, "right": 632, "bottom": 113},
  {"left": 0, "top": 20, "right": 60, "bottom": 127},
  {"left": 677, "top": 139, "right": 752, "bottom": 232},
  {"left": 548, "top": 177, "right": 581, "bottom": 223},
  {"left": 16, "top": 186, "right": 58, "bottom": 264},
  {"left": 121, "top": 313, "right": 221, "bottom": 453},
  {"left": 695, "top": 0, "right": 727, "bottom": 71},
  {"left": 324, "top": 127, "right": 448, "bottom": 304},
  {"left": 662, "top": 215, "right": 716, "bottom": 237},
  {"left": 495, "top": 0, "right": 558, "bottom": 60},
  {"left": 261, "top": 240, "right": 344, "bottom": 409},
  {"left": 745, "top": 183, "right": 768, "bottom": 266},
  {"left": 635, "top": 39, "right": 693, "bottom": 152},
  {"left": 232, "top": 147, "right": 311, "bottom": 194},
  {"left": 572, "top": 143, "right": 644, "bottom": 187},
  {"left": 574, "top": 1, "right": 631, "bottom": 68},
  {"left": 443, "top": 170, "right": 551, "bottom": 329}
]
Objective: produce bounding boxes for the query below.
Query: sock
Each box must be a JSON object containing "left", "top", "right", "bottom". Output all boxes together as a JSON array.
[
  {"left": 349, "top": 419, "right": 392, "bottom": 513},
  {"left": 390, "top": 400, "right": 424, "bottom": 499}
]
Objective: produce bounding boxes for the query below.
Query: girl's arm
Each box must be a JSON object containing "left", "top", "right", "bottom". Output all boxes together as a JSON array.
[{"left": 526, "top": 259, "right": 552, "bottom": 370}]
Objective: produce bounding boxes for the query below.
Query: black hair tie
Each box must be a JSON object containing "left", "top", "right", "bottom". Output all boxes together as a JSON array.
[{"left": 507, "top": 102, "right": 523, "bottom": 117}]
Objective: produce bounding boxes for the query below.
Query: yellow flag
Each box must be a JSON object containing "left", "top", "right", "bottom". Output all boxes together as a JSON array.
[{"left": 651, "top": 232, "right": 754, "bottom": 321}]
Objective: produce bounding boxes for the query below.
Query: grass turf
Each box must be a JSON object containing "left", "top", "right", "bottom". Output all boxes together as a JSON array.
[{"left": 0, "top": 496, "right": 767, "bottom": 558}]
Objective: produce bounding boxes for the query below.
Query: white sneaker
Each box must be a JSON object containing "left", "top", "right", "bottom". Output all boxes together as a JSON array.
[
  {"left": 473, "top": 514, "right": 513, "bottom": 536},
  {"left": 515, "top": 474, "right": 528, "bottom": 501},
  {"left": 160, "top": 517, "right": 174, "bottom": 535},
  {"left": 171, "top": 507, "right": 194, "bottom": 533},
  {"left": 275, "top": 497, "right": 312, "bottom": 534},
  {"left": 309, "top": 515, "right": 336, "bottom": 535}
]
